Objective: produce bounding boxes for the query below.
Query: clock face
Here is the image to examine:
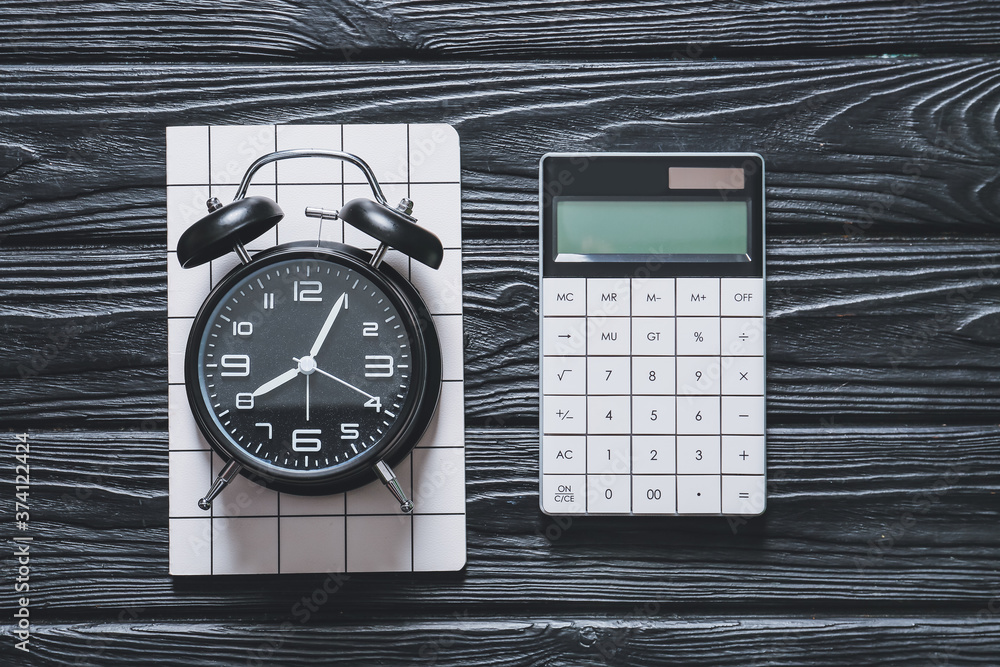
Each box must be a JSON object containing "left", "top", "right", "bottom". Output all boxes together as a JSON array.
[{"left": 190, "top": 251, "right": 428, "bottom": 481}]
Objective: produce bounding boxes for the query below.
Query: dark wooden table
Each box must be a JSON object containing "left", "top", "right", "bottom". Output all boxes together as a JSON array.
[{"left": 2, "top": 2, "right": 1000, "bottom": 664}]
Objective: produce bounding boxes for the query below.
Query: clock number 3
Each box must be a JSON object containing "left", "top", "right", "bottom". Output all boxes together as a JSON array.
[{"left": 364, "top": 355, "right": 394, "bottom": 377}]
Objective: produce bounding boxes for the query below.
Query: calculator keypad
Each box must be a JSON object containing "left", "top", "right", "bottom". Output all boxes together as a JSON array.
[{"left": 540, "top": 277, "right": 765, "bottom": 515}]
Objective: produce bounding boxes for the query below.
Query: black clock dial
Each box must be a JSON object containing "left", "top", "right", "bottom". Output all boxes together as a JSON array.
[{"left": 187, "top": 247, "right": 435, "bottom": 488}]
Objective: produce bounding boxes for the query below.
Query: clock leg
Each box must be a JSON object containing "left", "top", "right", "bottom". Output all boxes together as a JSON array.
[
  {"left": 374, "top": 460, "right": 414, "bottom": 514},
  {"left": 198, "top": 459, "right": 243, "bottom": 511}
]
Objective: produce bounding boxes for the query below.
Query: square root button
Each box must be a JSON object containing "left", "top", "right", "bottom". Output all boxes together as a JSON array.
[{"left": 541, "top": 474, "right": 586, "bottom": 514}]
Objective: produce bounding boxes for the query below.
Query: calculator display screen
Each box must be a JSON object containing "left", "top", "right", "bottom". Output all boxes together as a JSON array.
[{"left": 555, "top": 199, "right": 749, "bottom": 257}]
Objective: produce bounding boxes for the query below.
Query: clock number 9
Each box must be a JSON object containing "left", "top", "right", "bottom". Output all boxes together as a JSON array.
[
  {"left": 221, "top": 354, "right": 250, "bottom": 376},
  {"left": 291, "top": 429, "right": 322, "bottom": 452}
]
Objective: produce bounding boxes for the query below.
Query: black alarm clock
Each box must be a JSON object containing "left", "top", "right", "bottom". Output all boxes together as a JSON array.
[{"left": 176, "top": 149, "right": 443, "bottom": 514}]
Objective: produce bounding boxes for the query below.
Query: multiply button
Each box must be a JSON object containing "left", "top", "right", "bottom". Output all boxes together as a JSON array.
[
  {"left": 543, "top": 278, "right": 586, "bottom": 316},
  {"left": 721, "top": 278, "right": 764, "bottom": 317},
  {"left": 587, "top": 278, "right": 630, "bottom": 317},
  {"left": 632, "top": 278, "right": 675, "bottom": 316},
  {"left": 676, "top": 278, "right": 720, "bottom": 316}
]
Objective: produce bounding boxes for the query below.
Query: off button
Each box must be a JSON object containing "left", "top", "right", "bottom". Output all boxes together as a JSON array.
[{"left": 721, "top": 278, "right": 764, "bottom": 317}]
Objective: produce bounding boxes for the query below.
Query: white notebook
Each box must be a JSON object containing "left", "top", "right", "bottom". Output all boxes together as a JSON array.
[{"left": 166, "top": 123, "right": 466, "bottom": 574}]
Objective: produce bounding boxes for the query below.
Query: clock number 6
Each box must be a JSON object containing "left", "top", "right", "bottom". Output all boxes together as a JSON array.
[{"left": 291, "top": 429, "right": 322, "bottom": 452}]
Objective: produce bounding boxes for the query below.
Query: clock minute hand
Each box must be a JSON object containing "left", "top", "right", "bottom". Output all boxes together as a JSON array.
[
  {"left": 309, "top": 292, "right": 347, "bottom": 357},
  {"left": 252, "top": 367, "right": 300, "bottom": 397},
  {"left": 310, "top": 364, "right": 376, "bottom": 400}
]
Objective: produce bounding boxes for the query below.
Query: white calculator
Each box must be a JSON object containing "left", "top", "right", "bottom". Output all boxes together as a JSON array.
[{"left": 539, "top": 153, "right": 766, "bottom": 516}]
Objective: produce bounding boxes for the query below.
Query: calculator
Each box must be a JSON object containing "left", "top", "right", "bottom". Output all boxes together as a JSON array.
[{"left": 538, "top": 153, "right": 766, "bottom": 516}]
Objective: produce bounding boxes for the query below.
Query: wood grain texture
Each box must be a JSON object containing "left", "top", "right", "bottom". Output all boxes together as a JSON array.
[
  {"left": 2, "top": 1, "right": 1000, "bottom": 62},
  {"left": 1, "top": 427, "right": 997, "bottom": 616},
  {"left": 1, "top": 48, "right": 999, "bottom": 665},
  {"left": 2, "top": 59, "right": 1000, "bottom": 248},
  {"left": 3, "top": 236, "right": 999, "bottom": 428},
  {"left": 11, "top": 616, "right": 1000, "bottom": 666}
]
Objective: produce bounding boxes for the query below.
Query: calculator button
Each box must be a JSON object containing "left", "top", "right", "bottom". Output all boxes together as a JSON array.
[
  {"left": 721, "top": 317, "right": 764, "bottom": 356},
  {"left": 543, "top": 278, "right": 586, "bottom": 316},
  {"left": 722, "top": 475, "right": 766, "bottom": 515},
  {"left": 722, "top": 435, "right": 765, "bottom": 474},
  {"left": 541, "top": 474, "right": 586, "bottom": 514},
  {"left": 542, "top": 395, "right": 586, "bottom": 434},
  {"left": 676, "top": 474, "right": 721, "bottom": 514},
  {"left": 676, "top": 436, "right": 721, "bottom": 474},
  {"left": 587, "top": 357, "right": 631, "bottom": 395},
  {"left": 587, "top": 317, "right": 630, "bottom": 356},
  {"left": 676, "top": 317, "right": 720, "bottom": 355},
  {"left": 631, "top": 396, "right": 675, "bottom": 434},
  {"left": 632, "top": 475, "right": 676, "bottom": 514},
  {"left": 631, "top": 317, "right": 675, "bottom": 356},
  {"left": 722, "top": 396, "right": 765, "bottom": 434},
  {"left": 587, "top": 435, "right": 631, "bottom": 474},
  {"left": 721, "top": 278, "right": 764, "bottom": 317},
  {"left": 543, "top": 356, "right": 586, "bottom": 395},
  {"left": 676, "top": 278, "right": 720, "bottom": 316},
  {"left": 587, "top": 474, "right": 632, "bottom": 513},
  {"left": 542, "top": 436, "right": 586, "bottom": 474},
  {"left": 632, "top": 436, "right": 676, "bottom": 474},
  {"left": 587, "top": 278, "right": 630, "bottom": 317},
  {"left": 676, "top": 356, "right": 721, "bottom": 395},
  {"left": 631, "top": 357, "right": 675, "bottom": 395},
  {"left": 677, "top": 396, "right": 721, "bottom": 434},
  {"left": 587, "top": 396, "right": 631, "bottom": 434},
  {"left": 631, "top": 278, "right": 675, "bottom": 316},
  {"left": 543, "top": 316, "right": 587, "bottom": 356},
  {"left": 721, "top": 356, "right": 764, "bottom": 395}
]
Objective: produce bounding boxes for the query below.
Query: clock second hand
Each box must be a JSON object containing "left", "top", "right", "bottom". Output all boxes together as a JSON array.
[{"left": 294, "top": 358, "right": 376, "bottom": 400}]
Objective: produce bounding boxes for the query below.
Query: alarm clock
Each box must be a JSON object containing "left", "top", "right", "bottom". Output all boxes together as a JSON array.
[{"left": 176, "top": 149, "right": 444, "bottom": 514}]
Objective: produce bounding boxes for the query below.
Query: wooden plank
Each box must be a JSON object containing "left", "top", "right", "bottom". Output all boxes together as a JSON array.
[
  {"left": 1, "top": 59, "right": 999, "bottom": 248},
  {"left": 2, "top": 426, "right": 998, "bottom": 614},
  {"left": 2, "top": 1, "right": 1000, "bottom": 62},
  {"left": 13, "top": 616, "right": 1000, "bottom": 666},
  {"left": 3, "top": 237, "right": 999, "bottom": 427}
]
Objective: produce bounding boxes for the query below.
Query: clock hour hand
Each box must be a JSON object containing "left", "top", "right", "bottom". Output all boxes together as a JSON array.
[
  {"left": 309, "top": 292, "right": 347, "bottom": 357},
  {"left": 251, "top": 367, "right": 300, "bottom": 397}
]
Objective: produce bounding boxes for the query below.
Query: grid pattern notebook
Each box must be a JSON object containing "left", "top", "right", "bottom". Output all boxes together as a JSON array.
[{"left": 166, "top": 124, "right": 466, "bottom": 575}]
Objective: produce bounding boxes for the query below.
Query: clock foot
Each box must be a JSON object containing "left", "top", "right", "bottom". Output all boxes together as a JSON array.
[
  {"left": 374, "top": 460, "right": 414, "bottom": 514},
  {"left": 198, "top": 459, "right": 243, "bottom": 511}
]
